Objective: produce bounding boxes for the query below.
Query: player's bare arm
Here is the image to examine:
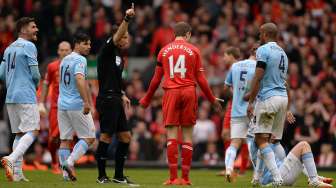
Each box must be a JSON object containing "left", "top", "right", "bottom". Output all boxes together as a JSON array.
[
  {"left": 285, "top": 81, "right": 296, "bottom": 124},
  {"left": 86, "top": 82, "right": 95, "bottom": 114},
  {"left": 247, "top": 66, "right": 265, "bottom": 118},
  {"left": 113, "top": 3, "right": 135, "bottom": 45},
  {"left": 122, "top": 94, "right": 131, "bottom": 110},
  {"left": 75, "top": 74, "right": 90, "bottom": 114},
  {"left": 38, "top": 76, "right": 50, "bottom": 117}
]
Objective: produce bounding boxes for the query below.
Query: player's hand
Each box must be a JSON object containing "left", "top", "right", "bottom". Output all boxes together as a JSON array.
[
  {"left": 83, "top": 102, "right": 90, "bottom": 115},
  {"left": 90, "top": 106, "right": 96, "bottom": 117},
  {"left": 139, "top": 97, "right": 149, "bottom": 108},
  {"left": 38, "top": 103, "right": 48, "bottom": 117},
  {"left": 247, "top": 102, "right": 254, "bottom": 119},
  {"left": 212, "top": 100, "right": 222, "bottom": 112},
  {"left": 122, "top": 95, "right": 131, "bottom": 110},
  {"left": 243, "top": 92, "right": 251, "bottom": 101},
  {"left": 286, "top": 111, "right": 296, "bottom": 124},
  {"left": 125, "top": 3, "right": 135, "bottom": 18}
]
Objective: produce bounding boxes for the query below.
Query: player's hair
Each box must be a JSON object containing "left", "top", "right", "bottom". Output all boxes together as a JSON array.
[
  {"left": 225, "top": 47, "right": 241, "bottom": 59},
  {"left": 174, "top": 22, "right": 192, "bottom": 37},
  {"left": 73, "top": 32, "right": 91, "bottom": 45},
  {"left": 261, "top": 22, "right": 278, "bottom": 39},
  {"left": 15, "top": 17, "right": 35, "bottom": 34}
]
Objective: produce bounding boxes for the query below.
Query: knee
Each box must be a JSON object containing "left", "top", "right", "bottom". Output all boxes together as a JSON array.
[
  {"left": 85, "top": 138, "right": 96, "bottom": 146},
  {"left": 231, "top": 139, "right": 242, "bottom": 148},
  {"left": 31, "top": 130, "right": 39, "bottom": 137},
  {"left": 16, "top": 133, "right": 24, "bottom": 137},
  {"left": 60, "top": 140, "right": 72, "bottom": 148},
  {"left": 255, "top": 134, "right": 270, "bottom": 147},
  {"left": 271, "top": 139, "right": 281, "bottom": 144},
  {"left": 118, "top": 132, "right": 131, "bottom": 143},
  {"left": 99, "top": 133, "right": 112, "bottom": 143}
]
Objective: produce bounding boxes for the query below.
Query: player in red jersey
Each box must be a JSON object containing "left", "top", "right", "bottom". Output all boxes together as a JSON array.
[
  {"left": 38, "top": 41, "right": 71, "bottom": 174},
  {"left": 140, "top": 22, "right": 222, "bottom": 185}
]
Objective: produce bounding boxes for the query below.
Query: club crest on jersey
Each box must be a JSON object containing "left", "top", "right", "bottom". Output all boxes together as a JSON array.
[{"left": 116, "top": 56, "right": 121, "bottom": 66}]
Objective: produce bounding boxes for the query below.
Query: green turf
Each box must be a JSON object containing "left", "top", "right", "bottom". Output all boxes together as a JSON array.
[{"left": 0, "top": 168, "right": 335, "bottom": 188}]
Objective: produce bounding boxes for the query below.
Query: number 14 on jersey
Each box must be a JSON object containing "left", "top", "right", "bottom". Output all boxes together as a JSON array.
[{"left": 169, "top": 55, "right": 186, "bottom": 78}]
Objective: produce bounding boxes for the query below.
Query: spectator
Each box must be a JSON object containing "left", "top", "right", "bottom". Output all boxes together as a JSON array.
[
  {"left": 193, "top": 108, "right": 217, "bottom": 161},
  {"left": 294, "top": 113, "right": 321, "bottom": 154},
  {"left": 203, "top": 142, "right": 219, "bottom": 166},
  {"left": 318, "top": 144, "right": 335, "bottom": 167}
]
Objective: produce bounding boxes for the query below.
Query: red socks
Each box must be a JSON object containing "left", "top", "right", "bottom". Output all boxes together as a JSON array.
[
  {"left": 167, "top": 140, "right": 193, "bottom": 181},
  {"left": 48, "top": 140, "right": 59, "bottom": 165},
  {"left": 181, "top": 142, "right": 193, "bottom": 180},
  {"left": 167, "top": 139, "right": 178, "bottom": 180}
]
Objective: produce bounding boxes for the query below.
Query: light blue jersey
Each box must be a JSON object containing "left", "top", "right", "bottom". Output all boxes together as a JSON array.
[
  {"left": 256, "top": 42, "right": 288, "bottom": 101},
  {"left": 225, "top": 59, "right": 256, "bottom": 117},
  {"left": 58, "top": 52, "right": 87, "bottom": 110},
  {"left": 1, "top": 38, "right": 39, "bottom": 104}
]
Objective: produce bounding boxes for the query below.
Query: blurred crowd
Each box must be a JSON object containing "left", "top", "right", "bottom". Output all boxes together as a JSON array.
[{"left": 0, "top": 0, "right": 336, "bottom": 169}]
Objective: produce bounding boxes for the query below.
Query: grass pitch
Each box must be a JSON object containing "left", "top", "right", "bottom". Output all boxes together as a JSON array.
[{"left": 0, "top": 168, "right": 335, "bottom": 188}]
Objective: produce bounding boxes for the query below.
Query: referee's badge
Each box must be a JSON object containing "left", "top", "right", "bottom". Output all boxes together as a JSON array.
[{"left": 116, "top": 56, "right": 121, "bottom": 66}]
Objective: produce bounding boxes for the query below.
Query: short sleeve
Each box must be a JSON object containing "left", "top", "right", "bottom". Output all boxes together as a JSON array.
[
  {"left": 24, "top": 42, "right": 38, "bottom": 66},
  {"left": 74, "top": 57, "right": 86, "bottom": 76},
  {"left": 225, "top": 69, "right": 233, "bottom": 86},
  {"left": 256, "top": 46, "right": 268, "bottom": 63}
]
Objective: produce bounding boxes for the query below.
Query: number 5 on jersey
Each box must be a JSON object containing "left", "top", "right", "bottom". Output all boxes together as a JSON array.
[{"left": 169, "top": 55, "right": 186, "bottom": 78}]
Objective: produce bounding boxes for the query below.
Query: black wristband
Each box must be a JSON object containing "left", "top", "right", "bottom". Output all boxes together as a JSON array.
[{"left": 124, "top": 15, "right": 131, "bottom": 22}]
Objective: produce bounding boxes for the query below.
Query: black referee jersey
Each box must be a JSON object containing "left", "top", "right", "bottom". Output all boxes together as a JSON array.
[{"left": 96, "top": 37, "right": 124, "bottom": 99}]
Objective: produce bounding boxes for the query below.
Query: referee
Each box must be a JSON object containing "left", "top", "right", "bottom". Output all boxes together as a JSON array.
[{"left": 95, "top": 4, "right": 137, "bottom": 185}]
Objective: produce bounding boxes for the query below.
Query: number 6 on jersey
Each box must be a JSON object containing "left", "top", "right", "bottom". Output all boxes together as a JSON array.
[{"left": 169, "top": 55, "right": 186, "bottom": 78}]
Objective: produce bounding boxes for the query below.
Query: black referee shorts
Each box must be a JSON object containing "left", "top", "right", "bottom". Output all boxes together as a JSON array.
[{"left": 96, "top": 97, "right": 130, "bottom": 135}]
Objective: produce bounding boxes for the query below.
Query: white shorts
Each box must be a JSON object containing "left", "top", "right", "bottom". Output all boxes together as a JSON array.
[
  {"left": 253, "top": 96, "right": 288, "bottom": 139},
  {"left": 279, "top": 153, "right": 303, "bottom": 186},
  {"left": 58, "top": 110, "right": 96, "bottom": 140},
  {"left": 7, "top": 104, "right": 40, "bottom": 133},
  {"left": 230, "top": 117, "right": 249, "bottom": 139}
]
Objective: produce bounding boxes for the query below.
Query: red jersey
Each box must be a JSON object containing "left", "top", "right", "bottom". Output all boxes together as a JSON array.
[
  {"left": 44, "top": 60, "right": 60, "bottom": 108},
  {"left": 157, "top": 39, "right": 204, "bottom": 89}
]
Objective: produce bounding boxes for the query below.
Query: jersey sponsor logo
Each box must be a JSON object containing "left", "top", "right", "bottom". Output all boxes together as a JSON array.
[{"left": 116, "top": 56, "right": 121, "bottom": 66}]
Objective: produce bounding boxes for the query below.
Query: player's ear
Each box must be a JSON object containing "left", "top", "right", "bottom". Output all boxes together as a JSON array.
[{"left": 186, "top": 32, "right": 191, "bottom": 40}]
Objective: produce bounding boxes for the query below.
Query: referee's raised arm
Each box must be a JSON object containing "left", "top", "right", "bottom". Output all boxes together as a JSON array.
[{"left": 113, "top": 3, "right": 135, "bottom": 45}]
